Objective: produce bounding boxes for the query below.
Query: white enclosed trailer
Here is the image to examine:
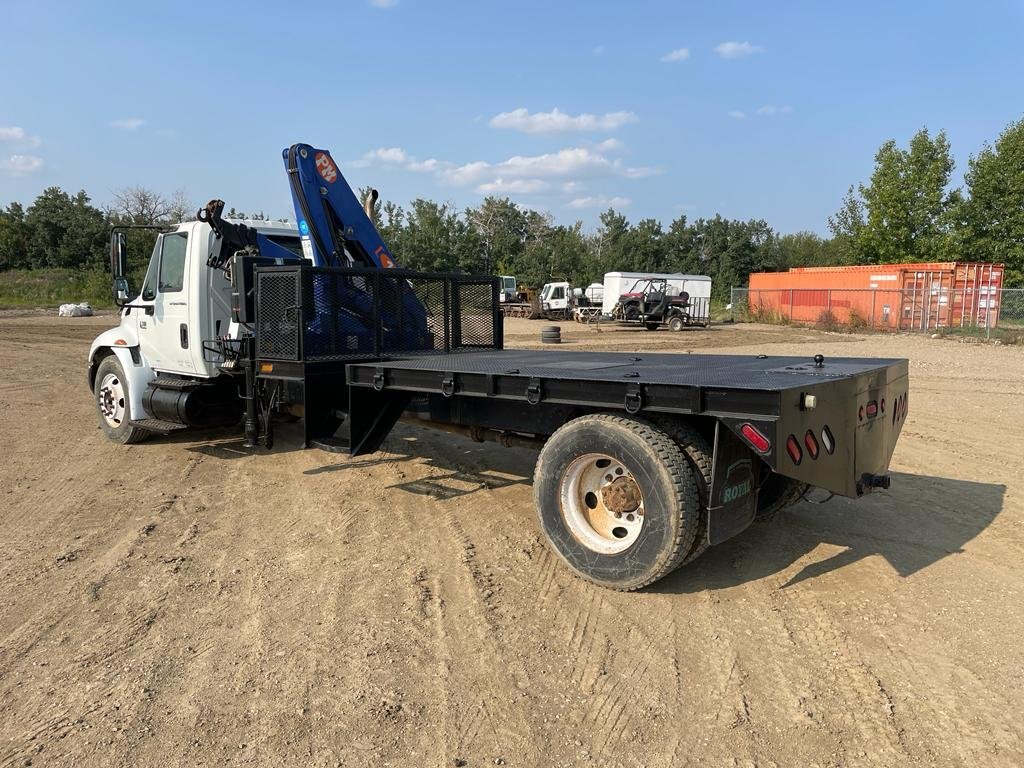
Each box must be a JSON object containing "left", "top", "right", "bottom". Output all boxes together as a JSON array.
[{"left": 601, "top": 272, "right": 712, "bottom": 315}]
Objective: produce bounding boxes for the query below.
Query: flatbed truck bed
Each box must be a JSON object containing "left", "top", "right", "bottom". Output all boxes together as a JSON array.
[{"left": 235, "top": 264, "right": 910, "bottom": 589}]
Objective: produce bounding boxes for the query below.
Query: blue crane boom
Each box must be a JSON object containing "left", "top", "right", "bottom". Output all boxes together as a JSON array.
[
  {"left": 282, "top": 144, "right": 397, "bottom": 269},
  {"left": 200, "top": 143, "right": 398, "bottom": 271}
]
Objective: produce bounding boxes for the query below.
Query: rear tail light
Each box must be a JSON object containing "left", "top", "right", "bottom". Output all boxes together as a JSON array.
[
  {"left": 804, "top": 430, "right": 819, "bottom": 459},
  {"left": 866, "top": 400, "right": 878, "bottom": 418},
  {"left": 740, "top": 423, "right": 771, "bottom": 454},
  {"left": 786, "top": 434, "right": 802, "bottom": 465},
  {"left": 821, "top": 425, "right": 835, "bottom": 454}
]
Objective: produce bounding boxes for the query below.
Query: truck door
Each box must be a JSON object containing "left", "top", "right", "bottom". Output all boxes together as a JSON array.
[{"left": 136, "top": 231, "right": 196, "bottom": 375}]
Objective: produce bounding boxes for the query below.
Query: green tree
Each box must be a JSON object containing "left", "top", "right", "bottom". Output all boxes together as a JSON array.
[
  {"left": 466, "top": 197, "right": 528, "bottom": 275},
  {"left": 830, "top": 128, "right": 957, "bottom": 264},
  {"left": 777, "top": 231, "right": 841, "bottom": 268},
  {"left": 960, "top": 117, "right": 1024, "bottom": 286},
  {"left": 0, "top": 202, "right": 30, "bottom": 270}
]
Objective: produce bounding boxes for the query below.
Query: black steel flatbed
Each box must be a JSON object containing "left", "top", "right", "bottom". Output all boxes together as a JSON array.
[
  {"left": 340, "top": 348, "right": 908, "bottom": 500},
  {"left": 347, "top": 349, "right": 907, "bottom": 420}
]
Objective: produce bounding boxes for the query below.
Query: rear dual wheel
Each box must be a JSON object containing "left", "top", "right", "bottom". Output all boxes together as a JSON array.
[{"left": 534, "top": 414, "right": 702, "bottom": 590}]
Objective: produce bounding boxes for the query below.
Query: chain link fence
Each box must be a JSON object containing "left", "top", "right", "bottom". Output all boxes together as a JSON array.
[{"left": 729, "top": 286, "right": 1024, "bottom": 339}]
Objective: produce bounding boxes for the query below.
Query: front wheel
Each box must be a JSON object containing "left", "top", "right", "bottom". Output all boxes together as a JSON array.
[
  {"left": 534, "top": 414, "right": 702, "bottom": 590},
  {"left": 94, "top": 355, "right": 150, "bottom": 444}
]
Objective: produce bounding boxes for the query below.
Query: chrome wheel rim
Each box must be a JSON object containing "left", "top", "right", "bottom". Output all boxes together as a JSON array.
[
  {"left": 559, "top": 453, "right": 644, "bottom": 554},
  {"left": 98, "top": 372, "right": 126, "bottom": 428}
]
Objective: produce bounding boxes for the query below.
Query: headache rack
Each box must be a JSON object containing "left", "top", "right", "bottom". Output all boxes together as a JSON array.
[{"left": 253, "top": 265, "right": 503, "bottom": 363}]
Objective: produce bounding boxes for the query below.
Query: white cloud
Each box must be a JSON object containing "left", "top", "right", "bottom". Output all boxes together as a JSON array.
[
  {"left": 714, "top": 41, "right": 764, "bottom": 59},
  {"left": 567, "top": 196, "right": 631, "bottom": 210},
  {"left": 756, "top": 104, "right": 793, "bottom": 116},
  {"left": 477, "top": 178, "right": 549, "bottom": 195},
  {"left": 4, "top": 154, "right": 43, "bottom": 175},
  {"left": 593, "top": 45, "right": 605, "bottom": 55},
  {"left": 728, "top": 110, "right": 747, "bottom": 119},
  {"left": 489, "top": 107, "right": 638, "bottom": 135},
  {"left": 593, "top": 138, "right": 623, "bottom": 152},
  {"left": 442, "top": 146, "right": 659, "bottom": 186},
  {"left": 0, "top": 126, "right": 41, "bottom": 148},
  {"left": 660, "top": 47, "right": 691, "bottom": 63},
  {"left": 369, "top": 0, "right": 397, "bottom": 6},
  {"left": 354, "top": 146, "right": 408, "bottom": 166},
  {"left": 110, "top": 117, "right": 146, "bottom": 131},
  {"left": 350, "top": 143, "right": 660, "bottom": 208}
]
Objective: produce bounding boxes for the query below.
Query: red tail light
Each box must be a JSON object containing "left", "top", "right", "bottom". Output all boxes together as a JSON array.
[
  {"left": 866, "top": 401, "right": 878, "bottom": 419},
  {"left": 740, "top": 423, "right": 771, "bottom": 454},
  {"left": 804, "top": 430, "right": 819, "bottom": 459},
  {"left": 786, "top": 434, "right": 802, "bottom": 465}
]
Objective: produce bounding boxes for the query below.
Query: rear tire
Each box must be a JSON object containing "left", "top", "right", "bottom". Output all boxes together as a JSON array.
[
  {"left": 534, "top": 414, "right": 701, "bottom": 591},
  {"left": 667, "top": 315, "right": 684, "bottom": 332},
  {"left": 94, "top": 355, "right": 150, "bottom": 444},
  {"left": 656, "top": 420, "right": 713, "bottom": 566}
]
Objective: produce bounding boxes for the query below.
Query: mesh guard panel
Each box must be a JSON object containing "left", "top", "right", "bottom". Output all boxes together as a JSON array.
[{"left": 254, "top": 266, "right": 500, "bottom": 362}]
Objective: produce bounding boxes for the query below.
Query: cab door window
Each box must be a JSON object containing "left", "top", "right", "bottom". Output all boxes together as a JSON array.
[{"left": 158, "top": 233, "right": 188, "bottom": 293}]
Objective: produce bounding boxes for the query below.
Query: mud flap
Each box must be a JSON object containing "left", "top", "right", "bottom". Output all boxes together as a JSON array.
[
  {"left": 347, "top": 386, "right": 411, "bottom": 456},
  {"left": 707, "top": 422, "right": 760, "bottom": 545}
]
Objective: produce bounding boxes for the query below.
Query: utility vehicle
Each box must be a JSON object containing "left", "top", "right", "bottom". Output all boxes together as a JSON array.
[{"left": 88, "top": 143, "right": 908, "bottom": 590}]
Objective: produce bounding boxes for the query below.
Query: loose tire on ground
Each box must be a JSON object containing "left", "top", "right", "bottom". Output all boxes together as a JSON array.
[
  {"left": 754, "top": 472, "right": 808, "bottom": 523},
  {"left": 94, "top": 355, "right": 150, "bottom": 444},
  {"left": 534, "top": 414, "right": 702, "bottom": 590}
]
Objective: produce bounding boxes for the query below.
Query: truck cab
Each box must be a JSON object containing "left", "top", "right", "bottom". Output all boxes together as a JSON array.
[
  {"left": 87, "top": 219, "right": 300, "bottom": 442},
  {"left": 539, "top": 281, "right": 572, "bottom": 319}
]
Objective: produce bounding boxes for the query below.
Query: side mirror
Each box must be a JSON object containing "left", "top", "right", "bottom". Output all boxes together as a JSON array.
[
  {"left": 113, "top": 276, "right": 131, "bottom": 307},
  {"left": 110, "top": 232, "right": 131, "bottom": 307},
  {"left": 110, "top": 232, "right": 128, "bottom": 278}
]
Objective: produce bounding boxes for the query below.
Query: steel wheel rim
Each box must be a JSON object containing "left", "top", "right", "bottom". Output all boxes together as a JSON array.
[
  {"left": 98, "top": 372, "right": 126, "bottom": 428},
  {"left": 559, "top": 452, "right": 644, "bottom": 554}
]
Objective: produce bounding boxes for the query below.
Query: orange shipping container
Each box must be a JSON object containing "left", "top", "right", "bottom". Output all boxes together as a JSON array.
[{"left": 747, "top": 262, "right": 1004, "bottom": 330}]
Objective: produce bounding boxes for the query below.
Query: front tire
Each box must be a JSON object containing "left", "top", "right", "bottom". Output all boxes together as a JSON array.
[
  {"left": 94, "top": 356, "right": 150, "bottom": 444},
  {"left": 534, "top": 414, "right": 702, "bottom": 590}
]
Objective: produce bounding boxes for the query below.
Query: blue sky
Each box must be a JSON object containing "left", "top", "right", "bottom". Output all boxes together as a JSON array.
[{"left": 1, "top": 0, "right": 1022, "bottom": 234}]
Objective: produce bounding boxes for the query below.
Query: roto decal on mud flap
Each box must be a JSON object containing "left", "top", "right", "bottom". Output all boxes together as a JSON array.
[
  {"left": 315, "top": 152, "right": 338, "bottom": 183},
  {"left": 722, "top": 459, "right": 754, "bottom": 503}
]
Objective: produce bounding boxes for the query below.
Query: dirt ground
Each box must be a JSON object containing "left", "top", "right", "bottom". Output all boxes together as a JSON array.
[{"left": 1, "top": 311, "right": 1022, "bottom": 768}]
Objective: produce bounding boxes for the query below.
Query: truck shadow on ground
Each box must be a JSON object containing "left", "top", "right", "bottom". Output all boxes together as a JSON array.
[
  {"left": 302, "top": 423, "right": 538, "bottom": 500},
  {"left": 653, "top": 471, "right": 1006, "bottom": 594},
  {"left": 184, "top": 423, "right": 1004, "bottom": 592}
]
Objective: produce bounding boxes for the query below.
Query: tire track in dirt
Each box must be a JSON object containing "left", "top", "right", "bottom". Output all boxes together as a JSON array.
[{"left": 769, "top": 579, "right": 910, "bottom": 765}]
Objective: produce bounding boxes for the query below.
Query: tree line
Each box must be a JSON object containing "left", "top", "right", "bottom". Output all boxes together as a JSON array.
[{"left": 1, "top": 116, "right": 1021, "bottom": 299}]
